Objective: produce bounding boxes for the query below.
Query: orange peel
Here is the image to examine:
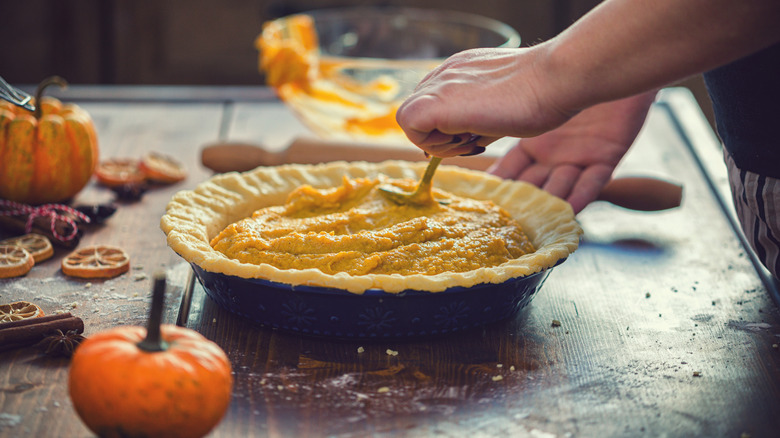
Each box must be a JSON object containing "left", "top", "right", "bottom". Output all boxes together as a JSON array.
[
  {"left": 0, "top": 245, "right": 35, "bottom": 279},
  {"left": 62, "top": 245, "right": 130, "bottom": 279},
  {"left": 0, "top": 300, "right": 44, "bottom": 322}
]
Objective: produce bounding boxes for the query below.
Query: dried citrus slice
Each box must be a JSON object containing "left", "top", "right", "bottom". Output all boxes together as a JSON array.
[
  {"left": 0, "top": 245, "right": 35, "bottom": 279},
  {"left": 0, "top": 233, "right": 54, "bottom": 263},
  {"left": 139, "top": 152, "right": 187, "bottom": 184},
  {"left": 0, "top": 301, "right": 44, "bottom": 322},
  {"left": 62, "top": 245, "right": 130, "bottom": 279},
  {"left": 95, "top": 158, "right": 146, "bottom": 187}
]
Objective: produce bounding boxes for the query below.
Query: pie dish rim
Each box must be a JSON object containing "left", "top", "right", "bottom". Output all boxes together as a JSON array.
[{"left": 160, "top": 160, "right": 582, "bottom": 294}]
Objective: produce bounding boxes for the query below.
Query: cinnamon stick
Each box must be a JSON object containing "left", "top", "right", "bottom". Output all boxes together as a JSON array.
[
  {"left": 0, "top": 312, "right": 84, "bottom": 351},
  {"left": 0, "top": 215, "right": 81, "bottom": 248}
]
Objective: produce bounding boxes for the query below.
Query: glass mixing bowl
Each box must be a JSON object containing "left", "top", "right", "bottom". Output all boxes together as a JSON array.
[{"left": 256, "top": 7, "right": 521, "bottom": 145}]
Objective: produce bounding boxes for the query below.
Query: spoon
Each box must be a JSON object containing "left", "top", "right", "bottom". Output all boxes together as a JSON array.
[
  {"left": 378, "top": 156, "right": 444, "bottom": 205},
  {"left": 379, "top": 134, "right": 483, "bottom": 205}
]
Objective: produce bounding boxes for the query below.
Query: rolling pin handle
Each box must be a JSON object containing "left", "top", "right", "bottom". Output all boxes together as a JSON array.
[{"left": 597, "top": 177, "right": 683, "bottom": 211}]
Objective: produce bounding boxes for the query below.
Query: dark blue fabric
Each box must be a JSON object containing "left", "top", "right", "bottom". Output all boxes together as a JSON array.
[{"left": 703, "top": 42, "right": 780, "bottom": 179}]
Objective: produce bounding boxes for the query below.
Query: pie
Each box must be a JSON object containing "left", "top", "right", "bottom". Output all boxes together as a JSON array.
[{"left": 161, "top": 161, "right": 582, "bottom": 293}]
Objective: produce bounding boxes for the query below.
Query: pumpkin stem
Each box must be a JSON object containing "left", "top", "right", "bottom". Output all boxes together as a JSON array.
[
  {"left": 33, "top": 76, "right": 68, "bottom": 119},
  {"left": 137, "top": 271, "right": 170, "bottom": 352}
]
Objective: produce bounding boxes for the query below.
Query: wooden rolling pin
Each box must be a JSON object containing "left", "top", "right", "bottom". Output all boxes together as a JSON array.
[
  {"left": 201, "top": 137, "right": 494, "bottom": 172},
  {"left": 201, "top": 137, "right": 683, "bottom": 211}
]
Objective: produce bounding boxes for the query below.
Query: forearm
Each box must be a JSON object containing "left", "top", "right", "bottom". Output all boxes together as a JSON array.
[{"left": 540, "top": 0, "right": 780, "bottom": 112}]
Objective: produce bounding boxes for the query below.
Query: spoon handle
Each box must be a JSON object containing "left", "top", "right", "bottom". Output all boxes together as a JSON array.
[{"left": 416, "top": 157, "right": 443, "bottom": 191}]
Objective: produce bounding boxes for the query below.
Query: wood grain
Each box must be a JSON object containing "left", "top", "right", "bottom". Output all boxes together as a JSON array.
[
  {"left": 1, "top": 87, "right": 778, "bottom": 438},
  {"left": 0, "top": 101, "right": 220, "bottom": 437}
]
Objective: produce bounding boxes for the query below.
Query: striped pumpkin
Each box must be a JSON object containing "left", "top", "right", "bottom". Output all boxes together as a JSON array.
[{"left": 0, "top": 77, "right": 98, "bottom": 204}]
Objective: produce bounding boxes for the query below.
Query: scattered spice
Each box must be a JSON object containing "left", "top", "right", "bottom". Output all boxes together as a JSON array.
[
  {"left": 551, "top": 320, "right": 561, "bottom": 327},
  {"left": 110, "top": 182, "right": 149, "bottom": 201},
  {"left": 0, "top": 313, "right": 84, "bottom": 352},
  {"left": 693, "top": 371, "right": 702, "bottom": 377},
  {"left": 645, "top": 292, "right": 651, "bottom": 298},
  {"left": 74, "top": 203, "right": 117, "bottom": 224},
  {"left": 37, "top": 329, "right": 86, "bottom": 357}
]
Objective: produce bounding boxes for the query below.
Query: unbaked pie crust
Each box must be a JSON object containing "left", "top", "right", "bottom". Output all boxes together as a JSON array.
[{"left": 160, "top": 161, "right": 582, "bottom": 293}]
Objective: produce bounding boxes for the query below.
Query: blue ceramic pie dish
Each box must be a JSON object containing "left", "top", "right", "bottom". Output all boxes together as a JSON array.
[
  {"left": 191, "top": 262, "right": 558, "bottom": 339},
  {"left": 162, "top": 162, "right": 581, "bottom": 340}
]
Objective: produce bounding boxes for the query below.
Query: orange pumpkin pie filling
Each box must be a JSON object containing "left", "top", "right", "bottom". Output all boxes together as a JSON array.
[
  {"left": 161, "top": 161, "right": 581, "bottom": 294},
  {"left": 210, "top": 176, "right": 536, "bottom": 276}
]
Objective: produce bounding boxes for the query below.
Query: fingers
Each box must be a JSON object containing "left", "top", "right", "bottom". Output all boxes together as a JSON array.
[
  {"left": 461, "top": 146, "right": 486, "bottom": 156},
  {"left": 488, "top": 141, "right": 533, "bottom": 177},
  {"left": 487, "top": 140, "right": 613, "bottom": 214},
  {"left": 396, "top": 94, "right": 443, "bottom": 147},
  {"left": 542, "top": 165, "right": 583, "bottom": 200},
  {"left": 565, "top": 165, "right": 613, "bottom": 214},
  {"left": 423, "top": 133, "right": 487, "bottom": 157},
  {"left": 517, "top": 165, "right": 552, "bottom": 188},
  {"left": 417, "top": 129, "right": 456, "bottom": 147}
]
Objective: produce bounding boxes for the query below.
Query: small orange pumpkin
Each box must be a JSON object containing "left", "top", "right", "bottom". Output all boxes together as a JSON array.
[
  {"left": 69, "top": 274, "right": 233, "bottom": 438},
  {"left": 0, "top": 76, "right": 98, "bottom": 204}
]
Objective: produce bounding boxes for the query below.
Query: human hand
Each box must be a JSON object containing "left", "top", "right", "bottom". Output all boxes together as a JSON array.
[
  {"left": 395, "top": 47, "right": 575, "bottom": 157},
  {"left": 489, "top": 92, "right": 657, "bottom": 213}
]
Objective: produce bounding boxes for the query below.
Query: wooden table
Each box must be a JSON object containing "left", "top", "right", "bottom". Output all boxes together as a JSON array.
[{"left": 1, "top": 86, "right": 779, "bottom": 438}]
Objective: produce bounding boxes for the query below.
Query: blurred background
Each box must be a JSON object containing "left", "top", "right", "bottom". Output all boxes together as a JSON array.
[{"left": 0, "top": 0, "right": 713, "bottom": 125}]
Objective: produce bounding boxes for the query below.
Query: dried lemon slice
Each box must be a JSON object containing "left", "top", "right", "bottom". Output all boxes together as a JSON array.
[
  {"left": 62, "top": 245, "right": 130, "bottom": 279},
  {"left": 139, "top": 152, "right": 187, "bottom": 184},
  {"left": 0, "top": 301, "right": 44, "bottom": 322},
  {"left": 0, "top": 245, "right": 35, "bottom": 279},
  {"left": 0, "top": 233, "right": 54, "bottom": 263}
]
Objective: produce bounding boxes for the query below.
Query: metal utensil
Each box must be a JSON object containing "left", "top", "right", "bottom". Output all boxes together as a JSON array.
[
  {"left": 379, "top": 156, "right": 444, "bottom": 205},
  {"left": 378, "top": 134, "right": 482, "bottom": 205},
  {"left": 0, "top": 76, "right": 35, "bottom": 112}
]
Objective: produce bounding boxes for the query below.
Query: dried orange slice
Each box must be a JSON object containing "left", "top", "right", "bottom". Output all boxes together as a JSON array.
[
  {"left": 0, "top": 245, "right": 35, "bottom": 279},
  {"left": 62, "top": 245, "right": 130, "bottom": 279},
  {"left": 95, "top": 158, "right": 146, "bottom": 187},
  {"left": 0, "top": 233, "right": 54, "bottom": 263},
  {"left": 0, "top": 301, "right": 44, "bottom": 322},
  {"left": 139, "top": 152, "right": 187, "bottom": 184}
]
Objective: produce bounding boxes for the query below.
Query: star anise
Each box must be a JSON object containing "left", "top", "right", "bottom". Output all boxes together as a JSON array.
[
  {"left": 110, "top": 182, "right": 149, "bottom": 201},
  {"left": 37, "top": 329, "right": 87, "bottom": 358}
]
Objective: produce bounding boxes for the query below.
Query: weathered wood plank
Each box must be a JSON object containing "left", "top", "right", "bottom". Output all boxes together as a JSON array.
[
  {"left": 180, "top": 89, "right": 780, "bottom": 437},
  {"left": 1, "top": 87, "right": 777, "bottom": 438},
  {"left": 0, "top": 101, "right": 223, "bottom": 438}
]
